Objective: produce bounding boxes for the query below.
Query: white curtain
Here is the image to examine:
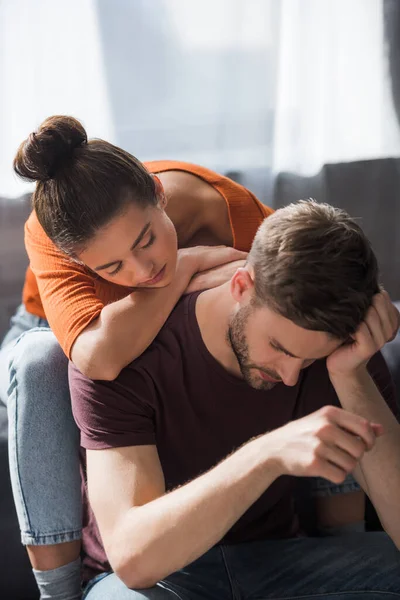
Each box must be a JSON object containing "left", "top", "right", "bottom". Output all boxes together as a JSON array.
[
  {"left": 273, "top": 0, "right": 400, "bottom": 175},
  {"left": 0, "top": 0, "right": 398, "bottom": 200},
  {"left": 0, "top": 0, "right": 115, "bottom": 197}
]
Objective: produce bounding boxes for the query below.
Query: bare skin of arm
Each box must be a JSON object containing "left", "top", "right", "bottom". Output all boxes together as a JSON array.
[
  {"left": 315, "top": 491, "right": 366, "bottom": 532},
  {"left": 71, "top": 171, "right": 243, "bottom": 380},
  {"left": 327, "top": 291, "right": 400, "bottom": 545},
  {"left": 87, "top": 406, "right": 381, "bottom": 589}
]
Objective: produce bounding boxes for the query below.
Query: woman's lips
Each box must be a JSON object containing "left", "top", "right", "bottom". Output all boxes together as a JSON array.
[{"left": 144, "top": 265, "right": 166, "bottom": 286}]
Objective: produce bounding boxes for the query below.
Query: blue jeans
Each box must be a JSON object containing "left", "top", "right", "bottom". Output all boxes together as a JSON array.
[
  {"left": 84, "top": 533, "right": 400, "bottom": 599},
  {"left": 0, "top": 305, "right": 359, "bottom": 547},
  {"left": 0, "top": 305, "right": 82, "bottom": 545}
]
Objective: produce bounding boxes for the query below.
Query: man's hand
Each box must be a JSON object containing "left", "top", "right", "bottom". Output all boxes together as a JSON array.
[
  {"left": 326, "top": 291, "right": 399, "bottom": 377},
  {"left": 267, "top": 406, "right": 383, "bottom": 484}
]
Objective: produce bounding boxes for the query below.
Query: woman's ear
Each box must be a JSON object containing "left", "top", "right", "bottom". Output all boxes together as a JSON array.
[
  {"left": 230, "top": 267, "right": 255, "bottom": 304},
  {"left": 153, "top": 175, "right": 167, "bottom": 208}
]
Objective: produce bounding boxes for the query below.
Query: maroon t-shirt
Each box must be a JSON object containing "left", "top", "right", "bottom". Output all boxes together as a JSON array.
[{"left": 69, "top": 292, "right": 396, "bottom": 582}]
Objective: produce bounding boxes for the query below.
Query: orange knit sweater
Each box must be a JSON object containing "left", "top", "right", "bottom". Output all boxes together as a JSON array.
[{"left": 23, "top": 161, "right": 273, "bottom": 357}]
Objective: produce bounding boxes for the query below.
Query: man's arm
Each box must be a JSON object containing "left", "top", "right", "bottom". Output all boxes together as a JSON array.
[
  {"left": 87, "top": 406, "right": 379, "bottom": 590},
  {"left": 327, "top": 291, "right": 400, "bottom": 546},
  {"left": 87, "top": 437, "right": 281, "bottom": 590},
  {"left": 329, "top": 369, "right": 400, "bottom": 543}
]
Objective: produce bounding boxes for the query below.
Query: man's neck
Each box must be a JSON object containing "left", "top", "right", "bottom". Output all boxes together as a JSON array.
[{"left": 195, "top": 284, "right": 242, "bottom": 379}]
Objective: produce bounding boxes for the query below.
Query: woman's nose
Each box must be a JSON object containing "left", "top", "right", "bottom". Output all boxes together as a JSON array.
[{"left": 127, "top": 256, "right": 154, "bottom": 285}]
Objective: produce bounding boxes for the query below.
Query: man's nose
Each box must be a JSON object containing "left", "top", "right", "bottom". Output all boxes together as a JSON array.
[{"left": 278, "top": 357, "right": 303, "bottom": 387}]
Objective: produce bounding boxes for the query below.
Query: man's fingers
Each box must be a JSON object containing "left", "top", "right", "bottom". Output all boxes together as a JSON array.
[
  {"left": 382, "top": 291, "right": 400, "bottom": 341},
  {"left": 371, "top": 422, "right": 384, "bottom": 437},
  {"left": 352, "top": 321, "right": 375, "bottom": 357},
  {"left": 364, "top": 306, "right": 386, "bottom": 349},
  {"left": 321, "top": 424, "right": 367, "bottom": 459},
  {"left": 319, "top": 444, "right": 358, "bottom": 474},
  {"left": 326, "top": 407, "right": 377, "bottom": 451},
  {"left": 318, "top": 459, "right": 348, "bottom": 485},
  {"left": 372, "top": 291, "right": 399, "bottom": 343}
]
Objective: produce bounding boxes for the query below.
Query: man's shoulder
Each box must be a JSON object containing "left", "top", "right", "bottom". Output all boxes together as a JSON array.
[{"left": 68, "top": 292, "right": 200, "bottom": 450}]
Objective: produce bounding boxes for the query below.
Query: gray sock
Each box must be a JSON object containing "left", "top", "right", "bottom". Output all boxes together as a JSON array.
[{"left": 33, "top": 557, "right": 82, "bottom": 600}]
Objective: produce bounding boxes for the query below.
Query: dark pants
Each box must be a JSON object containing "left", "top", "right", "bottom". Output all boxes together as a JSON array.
[{"left": 84, "top": 532, "right": 400, "bottom": 599}]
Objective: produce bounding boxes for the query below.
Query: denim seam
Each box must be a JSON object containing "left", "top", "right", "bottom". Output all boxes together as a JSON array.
[
  {"left": 157, "top": 581, "right": 187, "bottom": 600},
  {"left": 220, "top": 546, "right": 241, "bottom": 600},
  {"left": 8, "top": 362, "right": 33, "bottom": 535}
]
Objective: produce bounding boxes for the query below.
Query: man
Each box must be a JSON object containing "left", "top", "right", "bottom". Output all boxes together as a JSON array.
[{"left": 70, "top": 201, "right": 400, "bottom": 599}]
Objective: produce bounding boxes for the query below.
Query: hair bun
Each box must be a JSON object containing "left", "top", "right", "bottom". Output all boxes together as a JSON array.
[{"left": 14, "top": 115, "right": 87, "bottom": 182}]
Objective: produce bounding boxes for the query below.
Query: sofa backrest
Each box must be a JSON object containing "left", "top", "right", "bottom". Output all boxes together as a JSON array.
[
  {"left": 0, "top": 195, "right": 31, "bottom": 341},
  {"left": 274, "top": 157, "right": 400, "bottom": 300}
]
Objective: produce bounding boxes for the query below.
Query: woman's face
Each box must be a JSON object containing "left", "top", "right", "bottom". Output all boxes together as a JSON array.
[{"left": 77, "top": 198, "right": 178, "bottom": 289}]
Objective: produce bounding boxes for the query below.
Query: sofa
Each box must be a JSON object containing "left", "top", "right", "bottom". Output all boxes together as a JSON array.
[
  {"left": 0, "top": 193, "right": 38, "bottom": 599},
  {"left": 1, "top": 158, "right": 400, "bottom": 599}
]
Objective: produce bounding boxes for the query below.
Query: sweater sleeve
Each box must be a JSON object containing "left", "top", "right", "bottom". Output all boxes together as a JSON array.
[{"left": 24, "top": 213, "right": 106, "bottom": 358}]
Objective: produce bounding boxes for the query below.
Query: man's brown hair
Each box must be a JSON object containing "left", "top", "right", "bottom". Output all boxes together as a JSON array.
[{"left": 248, "top": 200, "right": 379, "bottom": 339}]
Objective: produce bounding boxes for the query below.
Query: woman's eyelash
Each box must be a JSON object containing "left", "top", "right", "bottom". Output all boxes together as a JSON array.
[
  {"left": 141, "top": 233, "right": 155, "bottom": 249},
  {"left": 108, "top": 263, "right": 122, "bottom": 276},
  {"left": 107, "top": 234, "right": 155, "bottom": 276}
]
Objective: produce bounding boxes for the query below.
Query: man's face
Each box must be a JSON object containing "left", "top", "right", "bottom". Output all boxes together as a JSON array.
[{"left": 227, "top": 302, "right": 343, "bottom": 390}]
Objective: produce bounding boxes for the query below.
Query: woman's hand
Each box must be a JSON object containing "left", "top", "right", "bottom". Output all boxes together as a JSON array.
[
  {"left": 177, "top": 246, "right": 247, "bottom": 279},
  {"left": 185, "top": 259, "right": 246, "bottom": 294}
]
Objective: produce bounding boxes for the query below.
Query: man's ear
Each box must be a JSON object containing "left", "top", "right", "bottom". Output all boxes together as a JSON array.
[
  {"left": 230, "top": 267, "right": 255, "bottom": 304},
  {"left": 153, "top": 175, "right": 167, "bottom": 208}
]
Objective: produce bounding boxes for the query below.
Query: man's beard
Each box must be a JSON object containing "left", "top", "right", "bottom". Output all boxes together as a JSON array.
[{"left": 227, "top": 304, "right": 281, "bottom": 391}]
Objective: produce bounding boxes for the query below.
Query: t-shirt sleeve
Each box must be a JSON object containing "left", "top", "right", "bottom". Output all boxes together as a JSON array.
[
  {"left": 69, "top": 361, "right": 156, "bottom": 450},
  {"left": 299, "top": 351, "right": 398, "bottom": 418},
  {"left": 25, "top": 215, "right": 105, "bottom": 358}
]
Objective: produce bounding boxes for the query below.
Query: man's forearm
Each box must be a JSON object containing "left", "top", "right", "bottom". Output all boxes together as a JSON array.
[
  {"left": 330, "top": 367, "right": 400, "bottom": 546},
  {"left": 110, "top": 436, "right": 280, "bottom": 589}
]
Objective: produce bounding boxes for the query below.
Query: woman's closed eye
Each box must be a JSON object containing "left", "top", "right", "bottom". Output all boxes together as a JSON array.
[
  {"left": 107, "top": 262, "right": 123, "bottom": 276},
  {"left": 140, "top": 232, "right": 155, "bottom": 249},
  {"left": 106, "top": 233, "right": 155, "bottom": 276}
]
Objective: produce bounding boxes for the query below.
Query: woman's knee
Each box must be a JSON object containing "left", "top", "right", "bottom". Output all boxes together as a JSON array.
[
  {"left": 9, "top": 328, "right": 68, "bottom": 389},
  {"left": 84, "top": 573, "right": 179, "bottom": 600},
  {"left": 7, "top": 329, "right": 72, "bottom": 419}
]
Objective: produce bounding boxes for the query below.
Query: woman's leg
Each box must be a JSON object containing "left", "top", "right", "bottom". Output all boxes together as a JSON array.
[
  {"left": 1, "top": 324, "right": 82, "bottom": 598},
  {"left": 83, "top": 574, "right": 182, "bottom": 600}
]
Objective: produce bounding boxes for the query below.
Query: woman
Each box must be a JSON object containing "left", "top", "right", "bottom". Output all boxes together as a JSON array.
[{"left": 0, "top": 115, "right": 272, "bottom": 599}]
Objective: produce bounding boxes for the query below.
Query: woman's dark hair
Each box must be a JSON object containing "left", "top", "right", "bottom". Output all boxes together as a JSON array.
[{"left": 14, "top": 116, "right": 157, "bottom": 255}]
